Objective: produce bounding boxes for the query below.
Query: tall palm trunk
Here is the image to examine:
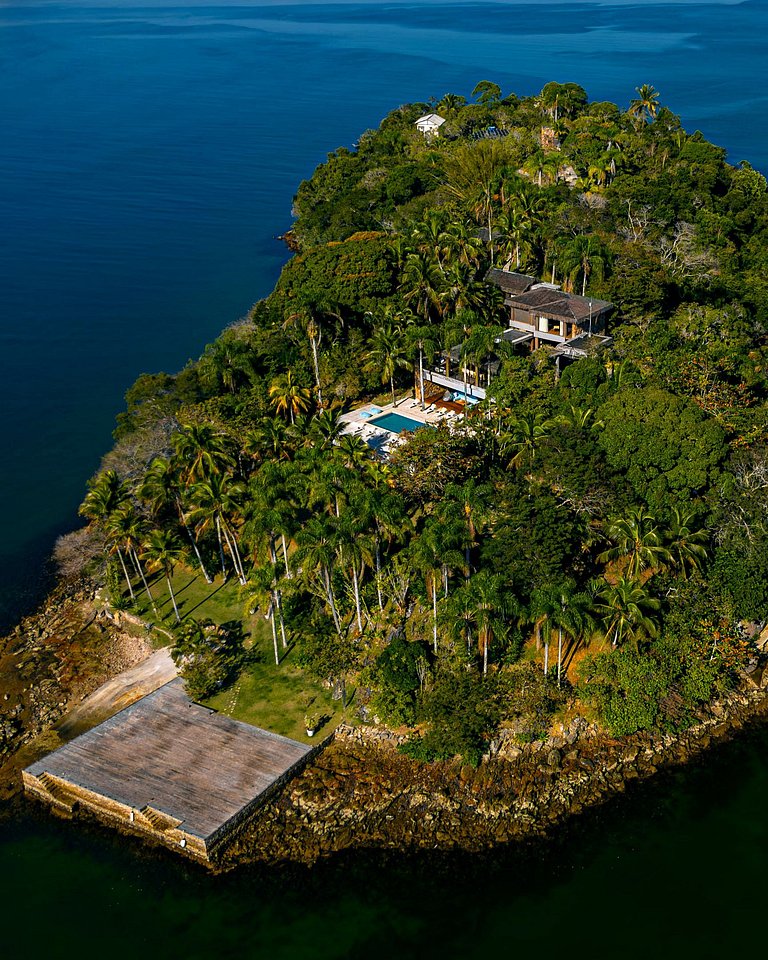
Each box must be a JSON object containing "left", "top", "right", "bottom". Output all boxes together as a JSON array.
[
  {"left": 310, "top": 333, "right": 323, "bottom": 409},
  {"left": 177, "top": 496, "right": 211, "bottom": 583},
  {"left": 281, "top": 534, "right": 291, "bottom": 578},
  {"left": 268, "top": 539, "right": 287, "bottom": 649},
  {"left": 375, "top": 536, "right": 383, "bottom": 612},
  {"left": 267, "top": 597, "right": 279, "bottom": 666},
  {"left": 220, "top": 518, "right": 247, "bottom": 585},
  {"left": 275, "top": 587, "right": 287, "bottom": 649},
  {"left": 482, "top": 630, "right": 489, "bottom": 676},
  {"left": 351, "top": 561, "right": 363, "bottom": 633},
  {"left": 432, "top": 578, "right": 438, "bottom": 654},
  {"left": 116, "top": 547, "right": 135, "bottom": 600},
  {"left": 129, "top": 547, "right": 157, "bottom": 615},
  {"left": 322, "top": 564, "right": 342, "bottom": 634},
  {"left": 557, "top": 627, "right": 563, "bottom": 687},
  {"left": 166, "top": 571, "right": 181, "bottom": 623},
  {"left": 214, "top": 515, "right": 228, "bottom": 579}
]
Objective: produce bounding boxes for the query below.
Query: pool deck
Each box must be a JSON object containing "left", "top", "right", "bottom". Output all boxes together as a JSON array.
[{"left": 339, "top": 395, "right": 464, "bottom": 455}]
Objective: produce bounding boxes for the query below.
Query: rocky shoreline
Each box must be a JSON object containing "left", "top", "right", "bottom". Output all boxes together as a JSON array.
[
  {"left": 6, "top": 585, "right": 768, "bottom": 870},
  {"left": 216, "top": 667, "right": 768, "bottom": 870},
  {"left": 0, "top": 583, "right": 152, "bottom": 800}
]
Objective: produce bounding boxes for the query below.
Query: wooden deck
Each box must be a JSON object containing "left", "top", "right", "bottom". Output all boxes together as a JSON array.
[{"left": 25, "top": 679, "right": 311, "bottom": 842}]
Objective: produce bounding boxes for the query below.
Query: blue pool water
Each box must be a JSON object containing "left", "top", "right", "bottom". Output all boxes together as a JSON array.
[
  {"left": 370, "top": 412, "right": 430, "bottom": 433},
  {"left": 449, "top": 390, "right": 482, "bottom": 405}
]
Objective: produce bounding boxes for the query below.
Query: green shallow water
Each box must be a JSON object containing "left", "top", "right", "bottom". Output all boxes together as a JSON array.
[{"left": 3, "top": 721, "right": 768, "bottom": 959}]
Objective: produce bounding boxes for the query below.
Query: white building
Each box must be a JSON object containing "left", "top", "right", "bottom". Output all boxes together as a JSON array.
[{"left": 415, "top": 113, "right": 446, "bottom": 137}]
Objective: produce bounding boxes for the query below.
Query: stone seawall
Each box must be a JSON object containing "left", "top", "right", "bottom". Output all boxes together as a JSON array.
[{"left": 216, "top": 672, "right": 768, "bottom": 870}]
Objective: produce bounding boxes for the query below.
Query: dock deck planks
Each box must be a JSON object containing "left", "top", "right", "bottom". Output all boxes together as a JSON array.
[{"left": 26, "top": 679, "right": 311, "bottom": 840}]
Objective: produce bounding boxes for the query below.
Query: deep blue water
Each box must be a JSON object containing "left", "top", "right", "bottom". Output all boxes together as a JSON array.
[
  {"left": 2, "top": 1, "right": 768, "bottom": 954},
  {"left": 1, "top": 0, "right": 767, "bottom": 628}
]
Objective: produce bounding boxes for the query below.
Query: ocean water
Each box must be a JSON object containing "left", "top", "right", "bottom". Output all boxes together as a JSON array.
[
  {"left": 2, "top": 1, "right": 768, "bottom": 954},
  {"left": 1, "top": 0, "right": 767, "bottom": 628}
]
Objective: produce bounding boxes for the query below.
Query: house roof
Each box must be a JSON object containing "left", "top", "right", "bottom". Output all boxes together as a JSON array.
[
  {"left": 510, "top": 287, "right": 613, "bottom": 324},
  {"left": 415, "top": 113, "right": 446, "bottom": 128},
  {"left": 485, "top": 268, "right": 537, "bottom": 296}
]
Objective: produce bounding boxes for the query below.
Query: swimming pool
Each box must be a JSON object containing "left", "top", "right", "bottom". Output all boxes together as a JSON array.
[
  {"left": 370, "top": 412, "right": 431, "bottom": 433},
  {"left": 449, "top": 390, "right": 481, "bottom": 405}
]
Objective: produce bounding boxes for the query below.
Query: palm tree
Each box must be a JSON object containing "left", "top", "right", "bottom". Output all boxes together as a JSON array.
[
  {"left": 243, "top": 417, "right": 291, "bottom": 464},
  {"left": 283, "top": 308, "right": 324, "bottom": 407},
  {"left": 172, "top": 423, "right": 235, "bottom": 486},
  {"left": 79, "top": 469, "right": 133, "bottom": 597},
  {"left": 337, "top": 513, "right": 373, "bottom": 634},
  {"left": 352, "top": 486, "right": 410, "bottom": 612},
  {"left": 444, "top": 479, "right": 492, "bottom": 577},
  {"left": 443, "top": 139, "right": 509, "bottom": 245},
  {"left": 410, "top": 523, "right": 445, "bottom": 654},
  {"left": 470, "top": 570, "right": 509, "bottom": 675},
  {"left": 500, "top": 411, "right": 553, "bottom": 469},
  {"left": 629, "top": 84, "right": 660, "bottom": 126},
  {"left": 665, "top": 507, "right": 709, "bottom": 579},
  {"left": 307, "top": 408, "right": 345, "bottom": 450},
  {"left": 186, "top": 473, "right": 247, "bottom": 584},
  {"left": 556, "top": 405, "right": 604, "bottom": 432},
  {"left": 541, "top": 582, "right": 594, "bottom": 687},
  {"left": 269, "top": 370, "right": 311, "bottom": 425},
  {"left": 436, "top": 92, "right": 466, "bottom": 117},
  {"left": 141, "top": 528, "right": 186, "bottom": 623},
  {"left": 139, "top": 456, "right": 212, "bottom": 583},
  {"left": 400, "top": 251, "right": 445, "bottom": 323},
  {"left": 558, "top": 234, "right": 608, "bottom": 297},
  {"left": 593, "top": 576, "right": 661, "bottom": 649},
  {"left": 599, "top": 508, "right": 671, "bottom": 579},
  {"left": 106, "top": 504, "right": 158, "bottom": 615},
  {"left": 445, "top": 580, "right": 478, "bottom": 659},
  {"left": 201, "top": 337, "right": 254, "bottom": 394},
  {"left": 242, "top": 566, "right": 283, "bottom": 666},
  {"left": 363, "top": 320, "right": 413, "bottom": 407},
  {"left": 79, "top": 469, "right": 130, "bottom": 527},
  {"left": 296, "top": 516, "right": 343, "bottom": 634}
]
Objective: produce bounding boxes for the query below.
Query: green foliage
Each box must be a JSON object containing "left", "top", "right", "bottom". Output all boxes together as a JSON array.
[
  {"left": 275, "top": 233, "right": 396, "bottom": 317},
  {"left": 105, "top": 559, "right": 129, "bottom": 610},
  {"left": 597, "top": 386, "right": 726, "bottom": 513},
  {"left": 712, "top": 542, "right": 768, "bottom": 622},
  {"left": 578, "top": 635, "right": 728, "bottom": 735},
  {"left": 497, "top": 662, "right": 564, "bottom": 739},
  {"left": 172, "top": 619, "right": 247, "bottom": 701},
  {"left": 366, "top": 635, "right": 428, "bottom": 727},
  {"left": 482, "top": 478, "right": 581, "bottom": 603},
  {"left": 389, "top": 423, "right": 483, "bottom": 507},
  {"left": 414, "top": 669, "right": 503, "bottom": 766}
]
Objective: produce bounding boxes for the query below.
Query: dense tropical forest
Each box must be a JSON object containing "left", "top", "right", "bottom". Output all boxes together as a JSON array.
[{"left": 62, "top": 81, "right": 768, "bottom": 762}]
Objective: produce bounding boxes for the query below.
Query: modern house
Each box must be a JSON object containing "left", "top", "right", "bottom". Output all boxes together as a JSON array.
[
  {"left": 486, "top": 267, "right": 613, "bottom": 356},
  {"left": 416, "top": 270, "right": 614, "bottom": 406},
  {"left": 415, "top": 113, "right": 446, "bottom": 138}
]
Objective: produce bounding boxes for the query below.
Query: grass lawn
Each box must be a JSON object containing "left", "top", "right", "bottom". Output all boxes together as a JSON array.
[
  {"left": 126, "top": 566, "right": 246, "bottom": 639},
  {"left": 120, "top": 564, "right": 352, "bottom": 742},
  {"left": 204, "top": 625, "right": 351, "bottom": 743}
]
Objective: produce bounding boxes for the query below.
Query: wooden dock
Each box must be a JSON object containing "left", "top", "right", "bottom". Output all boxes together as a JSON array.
[{"left": 23, "top": 679, "right": 313, "bottom": 861}]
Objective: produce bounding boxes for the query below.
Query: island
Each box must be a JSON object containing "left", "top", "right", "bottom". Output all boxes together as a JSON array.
[{"left": 3, "top": 81, "right": 768, "bottom": 868}]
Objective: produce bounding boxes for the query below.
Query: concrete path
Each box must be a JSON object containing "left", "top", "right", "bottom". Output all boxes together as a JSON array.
[{"left": 55, "top": 648, "right": 177, "bottom": 741}]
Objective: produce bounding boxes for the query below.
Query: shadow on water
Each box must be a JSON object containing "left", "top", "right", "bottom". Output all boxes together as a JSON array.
[{"left": 3, "top": 719, "right": 768, "bottom": 959}]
